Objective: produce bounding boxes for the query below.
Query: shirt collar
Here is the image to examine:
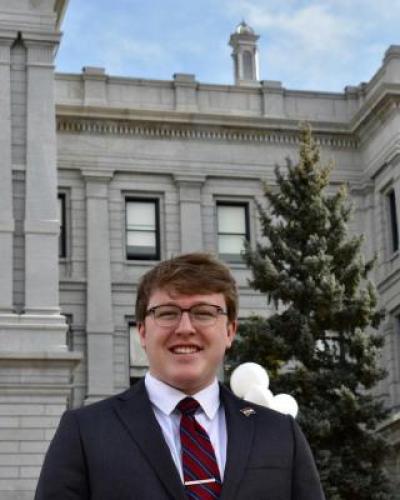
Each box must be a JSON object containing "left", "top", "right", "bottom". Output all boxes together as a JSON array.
[{"left": 145, "top": 372, "right": 220, "bottom": 420}]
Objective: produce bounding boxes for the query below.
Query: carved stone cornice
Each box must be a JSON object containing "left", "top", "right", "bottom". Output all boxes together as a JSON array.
[
  {"left": 56, "top": 116, "right": 358, "bottom": 149},
  {"left": 350, "top": 181, "right": 375, "bottom": 196},
  {"left": 55, "top": 0, "right": 70, "bottom": 30},
  {"left": 351, "top": 87, "right": 400, "bottom": 142}
]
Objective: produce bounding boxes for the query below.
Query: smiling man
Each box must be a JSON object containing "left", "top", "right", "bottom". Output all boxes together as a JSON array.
[{"left": 35, "top": 253, "right": 325, "bottom": 500}]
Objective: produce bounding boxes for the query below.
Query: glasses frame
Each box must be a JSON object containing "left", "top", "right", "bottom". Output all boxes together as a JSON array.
[{"left": 145, "top": 303, "right": 228, "bottom": 328}]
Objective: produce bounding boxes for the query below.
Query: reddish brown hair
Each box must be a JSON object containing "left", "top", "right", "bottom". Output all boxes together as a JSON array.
[{"left": 135, "top": 253, "right": 238, "bottom": 323}]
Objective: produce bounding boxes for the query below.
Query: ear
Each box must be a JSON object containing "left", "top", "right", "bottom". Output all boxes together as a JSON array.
[
  {"left": 226, "top": 319, "right": 238, "bottom": 349},
  {"left": 137, "top": 322, "right": 146, "bottom": 349}
]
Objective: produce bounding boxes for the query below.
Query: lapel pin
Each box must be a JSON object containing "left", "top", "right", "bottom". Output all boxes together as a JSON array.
[{"left": 240, "top": 407, "right": 256, "bottom": 417}]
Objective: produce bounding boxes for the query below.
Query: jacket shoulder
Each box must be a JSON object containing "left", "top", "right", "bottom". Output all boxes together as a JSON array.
[{"left": 67, "top": 380, "right": 145, "bottom": 418}]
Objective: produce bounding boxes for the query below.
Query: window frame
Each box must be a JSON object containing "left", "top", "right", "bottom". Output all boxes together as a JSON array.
[
  {"left": 58, "top": 192, "right": 67, "bottom": 259},
  {"left": 125, "top": 197, "right": 161, "bottom": 261},
  {"left": 216, "top": 201, "right": 250, "bottom": 263},
  {"left": 387, "top": 188, "right": 399, "bottom": 254}
]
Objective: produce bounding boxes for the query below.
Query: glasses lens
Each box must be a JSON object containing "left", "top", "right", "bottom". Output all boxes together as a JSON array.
[
  {"left": 190, "top": 305, "right": 219, "bottom": 325},
  {"left": 153, "top": 305, "right": 181, "bottom": 326},
  {"left": 151, "top": 304, "right": 223, "bottom": 327}
]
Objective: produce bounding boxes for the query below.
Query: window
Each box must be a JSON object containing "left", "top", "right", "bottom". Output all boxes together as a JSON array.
[
  {"left": 217, "top": 202, "right": 249, "bottom": 263},
  {"left": 129, "top": 322, "right": 148, "bottom": 384},
  {"left": 64, "top": 314, "right": 73, "bottom": 351},
  {"left": 58, "top": 193, "right": 66, "bottom": 258},
  {"left": 315, "top": 331, "right": 351, "bottom": 366},
  {"left": 392, "top": 315, "right": 400, "bottom": 387},
  {"left": 387, "top": 189, "right": 399, "bottom": 253},
  {"left": 243, "top": 50, "right": 253, "bottom": 80},
  {"left": 126, "top": 199, "right": 160, "bottom": 260}
]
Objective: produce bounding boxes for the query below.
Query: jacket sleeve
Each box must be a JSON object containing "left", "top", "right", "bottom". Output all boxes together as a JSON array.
[
  {"left": 290, "top": 417, "right": 326, "bottom": 500},
  {"left": 34, "top": 410, "right": 90, "bottom": 500}
]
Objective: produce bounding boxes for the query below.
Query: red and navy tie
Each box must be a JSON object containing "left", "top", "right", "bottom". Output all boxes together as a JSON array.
[{"left": 177, "top": 397, "right": 222, "bottom": 499}]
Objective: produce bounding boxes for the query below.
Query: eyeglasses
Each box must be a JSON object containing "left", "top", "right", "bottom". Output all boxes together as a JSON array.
[{"left": 145, "top": 304, "right": 228, "bottom": 328}]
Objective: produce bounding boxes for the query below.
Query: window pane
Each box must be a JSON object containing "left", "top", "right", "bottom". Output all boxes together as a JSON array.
[
  {"left": 58, "top": 194, "right": 66, "bottom": 258},
  {"left": 127, "top": 202, "right": 155, "bottom": 229},
  {"left": 388, "top": 190, "right": 399, "bottom": 252},
  {"left": 219, "top": 252, "right": 244, "bottom": 264},
  {"left": 127, "top": 231, "right": 156, "bottom": 247},
  {"left": 218, "top": 234, "right": 245, "bottom": 255},
  {"left": 57, "top": 197, "right": 63, "bottom": 225},
  {"left": 218, "top": 205, "right": 246, "bottom": 234}
]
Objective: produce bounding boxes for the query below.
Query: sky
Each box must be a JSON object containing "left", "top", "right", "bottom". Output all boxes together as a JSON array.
[{"left": 56, "top": 0, "right": 400, "bottom": 93}]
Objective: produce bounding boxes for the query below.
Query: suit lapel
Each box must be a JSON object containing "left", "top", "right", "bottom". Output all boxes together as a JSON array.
[
  {"left": 220, "top": 385, "right": 256, "bottom": 500},
  {"left": 112, "top": 380, "right": 187, "bottom": 500}
]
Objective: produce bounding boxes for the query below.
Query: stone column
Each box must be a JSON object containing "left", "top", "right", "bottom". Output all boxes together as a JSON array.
[
  {"left": 0, "top": 31, "right": 15, "bottom": 313},
  {"left": 83, "top": 171, "right": 114, "bottom": 403},
  {"left": 24, "top": 32, "right": 61, "bottom": 316},
  {"left": 174, "top": 174, "right": 205, "bottom": 252}
]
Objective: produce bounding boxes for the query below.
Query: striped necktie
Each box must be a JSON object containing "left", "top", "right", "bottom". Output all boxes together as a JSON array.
[{"left": 177, "top": 397, "right": 222, "bottom": 499}]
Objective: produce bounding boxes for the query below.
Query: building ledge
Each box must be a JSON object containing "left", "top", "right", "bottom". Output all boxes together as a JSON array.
[{"left": 0, "top": 350, "right": 82, "bottom": 362}]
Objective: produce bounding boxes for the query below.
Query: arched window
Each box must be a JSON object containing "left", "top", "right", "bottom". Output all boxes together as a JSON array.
[{"left": 243, "top": 50, "right": 253, "bottom": 79}]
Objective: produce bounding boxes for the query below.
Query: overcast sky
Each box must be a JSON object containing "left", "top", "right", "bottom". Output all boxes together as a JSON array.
[{"left": 56, "top": 0, "right": 400, "bottom": 92}]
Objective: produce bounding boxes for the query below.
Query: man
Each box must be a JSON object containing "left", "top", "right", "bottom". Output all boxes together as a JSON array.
[{"left": 35, "top": 252, "right": 325, "bottom": 499}]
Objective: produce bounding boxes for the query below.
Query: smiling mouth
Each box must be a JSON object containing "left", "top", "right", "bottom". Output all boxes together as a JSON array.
[{"left": 170, "top": 345, "right": 202, "bottom": 354}]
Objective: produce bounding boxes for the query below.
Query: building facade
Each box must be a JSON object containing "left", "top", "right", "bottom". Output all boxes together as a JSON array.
[{"left": 0, "top": 1, "right": 400, "bottom": 498}]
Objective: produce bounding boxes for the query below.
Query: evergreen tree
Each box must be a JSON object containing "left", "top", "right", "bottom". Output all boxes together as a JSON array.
[{"left": 229, "top": 125, "right": 393, "bottom": 499}]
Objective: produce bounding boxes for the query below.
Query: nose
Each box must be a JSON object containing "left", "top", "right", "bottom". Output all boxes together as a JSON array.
[{"left": 175, "top": 310, "right": 196, "bottom": 333}]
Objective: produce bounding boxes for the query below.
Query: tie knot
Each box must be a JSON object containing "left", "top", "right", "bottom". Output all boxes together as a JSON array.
[{"left": 177, "top": 397, "right": 200, "bottom": 416}]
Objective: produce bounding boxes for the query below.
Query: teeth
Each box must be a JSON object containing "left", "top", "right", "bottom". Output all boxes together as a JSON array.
[{"left": 171, "top": 346, "right": 199, "bottom": 354}]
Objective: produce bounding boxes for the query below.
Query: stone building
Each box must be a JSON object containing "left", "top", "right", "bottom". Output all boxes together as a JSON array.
[{"left": 0, "top": 1, "right": 399, "bottom": 498}]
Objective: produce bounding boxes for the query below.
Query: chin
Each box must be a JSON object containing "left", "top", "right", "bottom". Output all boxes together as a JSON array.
[{"left": 170, "top": 373, "right": 211, "bottom": 394}]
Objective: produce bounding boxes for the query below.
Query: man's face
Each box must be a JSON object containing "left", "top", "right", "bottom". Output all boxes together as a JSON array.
[{"left": 138, "top": 289, "right": 237, "bottom": 395}]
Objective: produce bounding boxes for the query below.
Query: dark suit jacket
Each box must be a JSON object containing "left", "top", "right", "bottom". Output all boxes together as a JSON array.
[{"left": 35, "top": 380, "right": 325, "bottom": 499}]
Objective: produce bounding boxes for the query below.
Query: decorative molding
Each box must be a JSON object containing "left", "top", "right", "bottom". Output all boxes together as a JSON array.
[
  {"left": 377, "top": 266, "right": 400, "bottom": 295},
  {"left": 0, "top": 220, "right": 15, "bottom": 232},
  {"left": 350, "top": 181, "right": 375, "bottom": 196},
  {"left": 81, "top": 169, "right": 114, "bottom": 182},
  {"left": 0, "top": 351, "right": 82, "bottom": 362},
  {"left": 0, "top": 32, "right": 15, "bottom": 64},
  {"left": 173, "top": 174, "right": 206, "bottom": 184},
  {"left": 56, "top": 116, "right": 359, "bottom": 149},
  {"left": 55, "top": 0, "right": 70, "bottom": 30},
  {"left": 353, "top": 89, "right": 400, "bottom": 142},
  {"left": 25, "top": 41, "right": 57, "bottom": 66},
  {"left": 367, "top": 137, "right": 400, "bottom": 181}
]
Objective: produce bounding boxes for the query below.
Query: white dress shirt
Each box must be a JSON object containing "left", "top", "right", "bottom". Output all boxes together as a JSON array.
[{"left": 144, "top": 372, "right": 227, "bottom": 481}]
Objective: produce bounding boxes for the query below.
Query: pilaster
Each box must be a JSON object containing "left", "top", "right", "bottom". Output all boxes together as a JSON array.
[
  {"left": 174, "top": 174, "right": 205, "bottom": 252},
  {"left": 261, "top": 80, "right": 284, "bottom": 117},
  {"left": 24, "top": 32, "right": 61, "bottom": 315},
  {"left": 351, "top": 182, "right": 375, "bottom": 261},
  {"left": 0, "top": 32, "right": 16, "bottom": 312},
  {"left": 173, "top": 73, "right": 198, "bottom": 112},
  {"left": 0, "top": 3, "right": 79, "bottom": 497},
  {"left": 83, "top": 171, "right": 114, "bottom": 402},
  {"left": 82, "top": 66, "right": 107, "bottom": 107}
]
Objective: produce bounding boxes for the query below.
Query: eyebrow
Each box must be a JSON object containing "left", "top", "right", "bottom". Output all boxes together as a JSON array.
[{"left": 148, "top": 301, "right": 221, "bottom": 308}]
